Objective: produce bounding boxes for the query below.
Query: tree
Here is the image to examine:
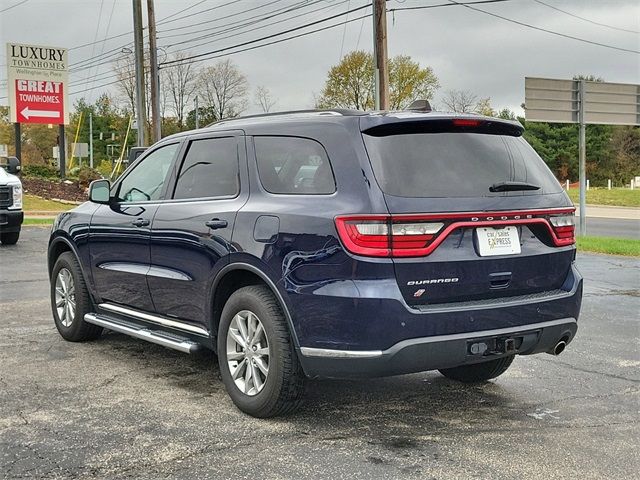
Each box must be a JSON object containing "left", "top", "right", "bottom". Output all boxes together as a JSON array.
[
  {"left": 440, "top": 90, "right": 489, "bottom": 114},
  {"left": 388, "top": 55, "right": 439, "bottom": 110},
  {"left": 316, "top": 50, "right": 439, "bottom": 111},
  {"left": 255, "top": 86, "right": 277, "bottom": 113},
  {"left": 162, "top": 52, "right": 198, "bottom": 128},
  {"left": 317, "top": 51, "right": 373, "bottom": 110},
  {"left": 196, "top": 59, "right": 249, "bottom": 120}
]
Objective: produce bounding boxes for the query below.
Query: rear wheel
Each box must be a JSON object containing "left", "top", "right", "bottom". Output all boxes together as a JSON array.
[
  {"left": 0, "top": 231, "right": 19, "bottom": 245},
  {"left": 439, "top": 355, "right": 515, "bottom": 383},
  {"left": 51, "top": 252, "right": 102, "bottom": 342},
  {"left": 218, "top": 285, "right": 305, "bottom": 417}
]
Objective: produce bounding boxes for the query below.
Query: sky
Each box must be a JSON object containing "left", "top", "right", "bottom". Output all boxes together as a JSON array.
[{"left": 0, "top": 0, "right": 638, "bottom": 116}]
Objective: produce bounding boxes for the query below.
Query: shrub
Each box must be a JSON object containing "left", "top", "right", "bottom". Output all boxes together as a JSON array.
[
  {"left": 22, "top": 164, "right": 59, "bottom": 179},
  {"left": 78, "top": 166, "right": 103, "bottom": 187}
]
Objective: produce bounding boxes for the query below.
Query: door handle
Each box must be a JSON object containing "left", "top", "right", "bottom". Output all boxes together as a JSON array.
[
  {"left": 205, "top": 219, "right": 228, "bottom": 230},
  {"left": 132, "top": 218, "right": 150, "bottom": 227}
]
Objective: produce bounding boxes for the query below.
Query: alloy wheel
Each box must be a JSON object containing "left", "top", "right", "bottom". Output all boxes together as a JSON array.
[
  {"left": 226, "top": 310, "right": 270, "bottom": 396},
  {"left": 55, "top": 268, "right": 76, "bottom": 327}
]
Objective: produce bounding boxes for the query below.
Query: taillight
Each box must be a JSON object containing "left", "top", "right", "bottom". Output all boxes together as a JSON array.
[
  {"left": 335, "top": 216, "right": 444, "bottom": 257},
  {"left": 391, "top": 221, "right": 444, "bottom": 256},
  {"left": 336, "top": 209, "right": 575, "bottom": 257},
  {"left": 549, "top": 214, "right": 576, "bottom": 245}
]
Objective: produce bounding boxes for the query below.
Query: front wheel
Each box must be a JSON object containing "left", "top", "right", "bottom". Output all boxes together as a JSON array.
[
  {"left": 0, "top": 230, "right": 20, "bottom": 245},
  {"left": 439, "top": 355, "right": 515, "bottom": 383},
  {"left": 218, "top": 285, "right": 305, "bottom": 417},
  {"left": 51, "top": 252, "right": 102, "bottom": 342}
]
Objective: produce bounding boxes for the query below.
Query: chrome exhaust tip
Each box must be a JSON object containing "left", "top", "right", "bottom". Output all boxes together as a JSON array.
[{"left": 549, "top": 340, "right": 567, "bottom": 356}]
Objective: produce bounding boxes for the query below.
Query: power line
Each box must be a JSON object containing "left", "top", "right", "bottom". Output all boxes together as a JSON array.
[
  {"left": 445, "top": 0, "right": 640, "bottom": 54},
  {"left": 532, "top": 0, "right": 639, "bottom": 35},
  {"left": 157, "top": 0, "right": 244, "bottom": 26},
  {"left": 0, "top": 0, "right": 28, "bottom": 14},
  {"left": 161, "top": 3, "right": 372, "bottom": 67},
  {"left": 388, "top": 0, "right": 510, "bottom": 12},
  {"left": 339, "top": 0, "right": 352, "bottom": 59},
  {"left": 160, "top": 0, "right": 344, "bottom": 51},
  {"left": 157, "top": 0, "right": 288, "bottom": 36}
]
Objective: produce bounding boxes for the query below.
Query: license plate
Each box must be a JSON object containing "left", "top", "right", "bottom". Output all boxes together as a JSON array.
[{"left": 476, "top": 226, "right": 521, "bottom": 256}]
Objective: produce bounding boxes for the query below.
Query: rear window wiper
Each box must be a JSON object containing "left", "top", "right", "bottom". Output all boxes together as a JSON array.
[{"left": 490, "top": 181, "right": 540, "bottom": 192}]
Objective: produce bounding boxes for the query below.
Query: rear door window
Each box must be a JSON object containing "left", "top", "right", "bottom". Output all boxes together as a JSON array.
[
  {"left": 254, "top": 136, "right": 336, "bottom": 194},
  {"left": 173, "top": 137, "right": 239, "bottom": 199},
  {"left": 363, "top": 131, "right": 562, "bottom": 198}
]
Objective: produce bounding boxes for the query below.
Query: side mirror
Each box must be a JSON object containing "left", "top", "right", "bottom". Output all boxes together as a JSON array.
[
  {"left": 6, "top": 156, "right": 21, "bottom": 175},
  {"left": 89, "top": 179, "right": 111, "bottom": 204}
]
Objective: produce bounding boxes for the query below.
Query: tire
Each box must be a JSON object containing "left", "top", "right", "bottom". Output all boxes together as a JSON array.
[
  {"left": 0, "top": 231, "right": 19, "bottom": 245},
  {"left": 439, "top": 355, "right": 515, "bottom": 383},
  {"left": 50, "top": 252, "right": 103, "bottom": 342},
  {"left": 217, "top": 285, "right": 305, "bottom": 417}
]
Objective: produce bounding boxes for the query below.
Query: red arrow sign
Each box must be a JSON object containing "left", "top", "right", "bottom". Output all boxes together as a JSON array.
[{"left": 15, "top": 79, "right": 65, "bottom": 125}]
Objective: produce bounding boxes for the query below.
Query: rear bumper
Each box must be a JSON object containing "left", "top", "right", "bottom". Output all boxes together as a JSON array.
[
  {"left": 0, "top": 210, "right": 23, "bottom": 232},
  {"left": 299, "top": 318, "right": 577, "bottom": 379},
  {"left": 288, "top": 262, "right": 582, "bottom": 378}
]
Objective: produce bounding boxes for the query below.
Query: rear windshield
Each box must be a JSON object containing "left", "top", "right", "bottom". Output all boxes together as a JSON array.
[{"left": 363, "top": 132, "right": 562, "bottom": 198}]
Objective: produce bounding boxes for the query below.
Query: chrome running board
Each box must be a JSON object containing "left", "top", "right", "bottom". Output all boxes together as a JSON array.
[
  {"left": 99, "top": 303, "right": 209, "bottom": 337},
  {"left": 85, "top": 313, "right": 201, "bottom": 354}
]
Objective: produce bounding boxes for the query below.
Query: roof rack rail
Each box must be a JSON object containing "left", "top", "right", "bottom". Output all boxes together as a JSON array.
[{"left": 207, "top": 108, "right": 365, "bottom": 127}]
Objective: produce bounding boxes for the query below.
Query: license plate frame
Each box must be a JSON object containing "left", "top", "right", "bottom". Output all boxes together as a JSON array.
[{"left": 476, "top": 226, "right": 521, "bottom": 257}]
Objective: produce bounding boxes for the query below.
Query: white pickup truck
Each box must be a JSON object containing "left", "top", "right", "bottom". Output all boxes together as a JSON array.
[{"left": 0, "top": 156, "right": 23, "bottom": 245}]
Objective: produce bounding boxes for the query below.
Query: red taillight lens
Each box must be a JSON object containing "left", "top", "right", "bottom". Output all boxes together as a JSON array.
[
  {"left": 335, "top": 217, "right": 390, "bottom": 257},
  {"left": 549, "top": 214, "right": 576, "bottom": 245},
  {"left": 390, "top": 221, "right": 443, "bottom": 256},
  {"left": 335, "top": 217, "right": 444, "bottom": 257}
]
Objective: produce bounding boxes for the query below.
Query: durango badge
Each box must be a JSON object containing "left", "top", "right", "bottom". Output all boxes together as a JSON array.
[{"left": 407, "top": 278, "right": 459, "bottom": 286}]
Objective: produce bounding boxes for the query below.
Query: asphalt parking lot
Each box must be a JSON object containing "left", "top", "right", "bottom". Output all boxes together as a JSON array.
[{"left": 1, "top": 227, "right": 638, "bottom": 479}]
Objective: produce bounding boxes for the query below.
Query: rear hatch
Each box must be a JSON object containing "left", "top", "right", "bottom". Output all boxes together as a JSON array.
[{"left": 355, "top": 116, "right": 575, "bottom": 306}]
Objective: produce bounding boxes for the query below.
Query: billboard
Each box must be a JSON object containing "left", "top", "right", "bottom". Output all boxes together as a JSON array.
[
  {"left": 6, "top": 43, "right": 69, "bottom": 125},
  {"left": 525, "top": 77, "right": 640, "bottom": 126}
]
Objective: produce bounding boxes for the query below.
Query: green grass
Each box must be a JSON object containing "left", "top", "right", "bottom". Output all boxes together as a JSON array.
[
  {"left": 23, "top": 217, "right": 55, "bottom": 226},
  {"left": 567, "top": 188, "right": 640, "bottom": 208},
  {"left": 577, "top": 235, "right": 640, "bottom": 257},
  {"left": 24, "top": 194, "right": 74, "bottom": 212}
]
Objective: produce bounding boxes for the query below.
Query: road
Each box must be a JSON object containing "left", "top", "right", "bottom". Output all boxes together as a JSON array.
[
  {"left": 1, "top": 228, "right": 638, "bottom": 479},
  {"left": 586, "top": 217, "right": 639, "bottom": 239}
]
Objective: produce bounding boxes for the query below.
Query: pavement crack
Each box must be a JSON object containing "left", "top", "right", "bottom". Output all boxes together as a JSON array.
[{"left": 537, "top": 357, "right": 640, "bottom": 383}]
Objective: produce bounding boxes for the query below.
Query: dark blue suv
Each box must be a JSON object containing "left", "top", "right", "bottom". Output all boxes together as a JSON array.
[{"left": 48, "top": 108, "right": 582, "bottom": 417}]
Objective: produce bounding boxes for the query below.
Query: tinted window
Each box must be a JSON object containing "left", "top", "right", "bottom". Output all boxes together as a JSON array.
[
  {"left": 173, "top": 137, "right": 239, "bottom": 199},
  {"left": 363, "top": 133, "right": 562, "bottom": 198},
  {"left": 116, "top": 143, "right": 178, "bottom": 202},
  {"left": 254, "top": 136, "right": 335, "bottom": 194}
]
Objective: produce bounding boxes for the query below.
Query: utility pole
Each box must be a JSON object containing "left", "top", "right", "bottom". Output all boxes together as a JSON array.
[
  {"left": 578, "top": 79, "right": 587, "bottom": 236},
  {"left": 14, "top": 123, "right": 21, "bottom": 161},
  {"left": 89, "top": 112, "right": 94, "bottom": 169},
  {"left": 58, "top": 125, "right": 66, "bottom": 179},
  {"left": 132, "top": 0, "right": 147, "bottom": 147},
  {"left": 147, "top": 0, "right": 161, "bottom": 143},
  {"left": 195, "top": 96, "right": 200, "bottom": 129},
  {"left": 372, "top": 0, "right": 389, "bottom": 110}
]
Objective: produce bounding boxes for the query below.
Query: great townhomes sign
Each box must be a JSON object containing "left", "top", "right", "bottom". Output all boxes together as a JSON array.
[{"left": 6, "top": 43, "right": 69, "bottom": 125}]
